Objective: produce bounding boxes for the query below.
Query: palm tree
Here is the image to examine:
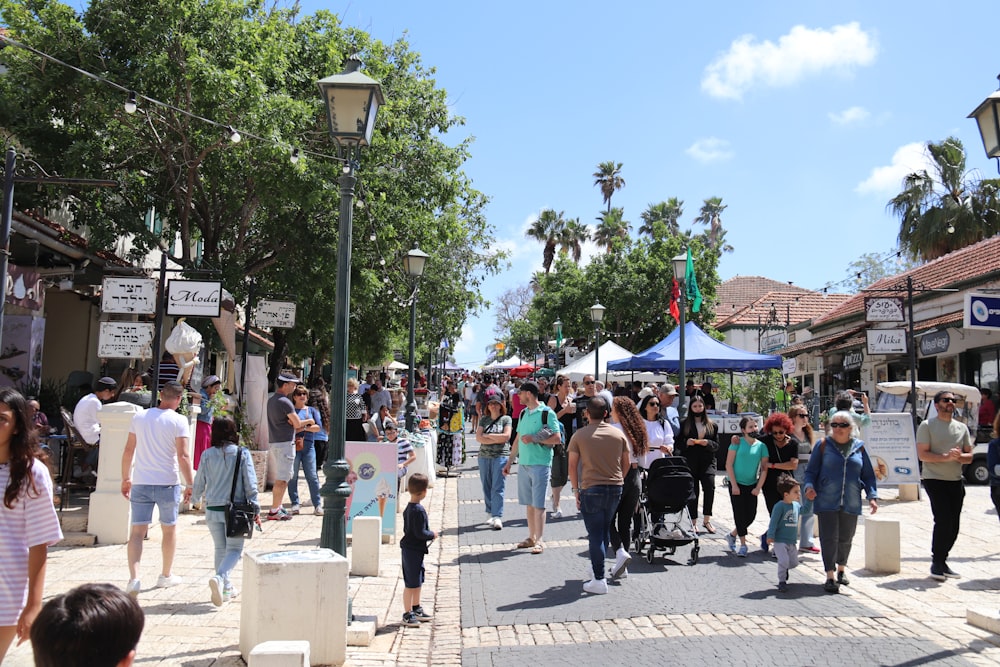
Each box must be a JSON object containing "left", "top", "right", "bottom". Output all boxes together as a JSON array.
[
  {"left": 525, "top": 208, "right": 563, "bottom": 273},
  {"left": 593, "top": 161, "right": 625, "bottom": 212},
  {"left": 694, "top": 196, "right": 733, "bottom": 253},
  {"left": 639, "top": 199, "right": 683, "bottom": 238},
  {"left": 889, "top": 137, "right": 1000, "bottom": 261},
  {"left": 593, "top": 207, "right": 630, "bottom": 253},
  {"left": 557, "top": 216, "right": 589, "bottom": 262}
]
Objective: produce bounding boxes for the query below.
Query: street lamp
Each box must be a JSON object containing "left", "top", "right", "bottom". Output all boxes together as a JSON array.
[
  {"left": 672, "top": 252, "right": 687, "bottom": 419},
  {"left": 969, "top": 74, "right": 1000, "bottom": 170},
  {"left": 317, "top": 57, "right": 384, "bottom": 555},
  {"left": 403, "top": 247, "right": 429, "bottom": 432},
  {"left": 590, "top": 303, "right": 605, "bottom": 381},
  {"left": 553, "top": 319, "right": 562, "bottom": 371}
]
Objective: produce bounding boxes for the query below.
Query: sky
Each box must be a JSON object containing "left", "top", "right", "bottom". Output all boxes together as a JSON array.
[{"left": 304, "top": 1, "right": 1000, "bottom": 368}]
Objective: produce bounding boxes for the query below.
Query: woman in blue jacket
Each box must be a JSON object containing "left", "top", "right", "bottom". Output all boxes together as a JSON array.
[{"left": 803, "top": 410, "right": 878, "bottom": 594}]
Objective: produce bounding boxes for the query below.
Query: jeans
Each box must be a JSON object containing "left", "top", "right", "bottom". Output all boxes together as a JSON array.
[
  {"left": 922, "top": 478, "right": 965, "bottom": 565},
  {"left": 799, "top": 511, "right": 817, "bottom": 549},
  {"left": 479, "top": 455, "right": 508, "bottom": 518},
  {"left": 288, "top": 441, "right": 321, "bottom": 508},
  {"left": 206, "top": 510, "right": 245, "bottom": 591},
  {"left": 816, "top": 510, "right": 859, "bottom": 573},
  {"left": 579, "top": 485, "right": 623, "bottom": 581}
]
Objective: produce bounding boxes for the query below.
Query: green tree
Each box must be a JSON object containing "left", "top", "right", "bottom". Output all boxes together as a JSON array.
[
  {"left": 694, "top": 196, "right": 733, "bottom": 254},
  {"left": 0, "top": 0, "right": 503, "bottom": 370},
  {"left": 593, "top": 160, "right": 625, "bottom": 213},
  {"left": 889, "top": 137, "right": 1000, "bottom": 261},
  {"left": 844, "top": 249, "right": 919, "bottom": 292},
  {"left": 593, "top": 207, "right": 629, "bottom": 253},
  {"left": 525, "top": 208, "right": 563, "bottom": 274},
  {"left": 639, "top": 200, "right": 681, "bottom": 239},
  {"left": 557, "top": 216, "right": 589, "bottom": 262}
]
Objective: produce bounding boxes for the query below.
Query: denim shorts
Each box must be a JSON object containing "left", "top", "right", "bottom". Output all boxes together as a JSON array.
[
  {"left": 517, "top": 464, "right": 551, "bottom": 509},
  {"left": 130, "top": 484, "right": 182, "bottom": 526},
  {"left": 270, "top": 441, "right": 295, "bottom": 481}
]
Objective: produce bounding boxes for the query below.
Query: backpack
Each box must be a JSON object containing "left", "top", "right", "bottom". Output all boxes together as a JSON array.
[{"left": 519, "top": 405, "right": 565, "bottom": 446}]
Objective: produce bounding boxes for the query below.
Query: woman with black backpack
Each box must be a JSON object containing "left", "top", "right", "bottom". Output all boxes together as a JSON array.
[{"left": 676, "top": 396, "right": 719, "bottom": 534}]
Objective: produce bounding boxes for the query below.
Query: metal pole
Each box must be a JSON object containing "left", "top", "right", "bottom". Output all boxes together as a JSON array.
[
  {"left": 678, "top": 287, "right": 687, "bottom": 420},
  {"left": 0, "top": 148, "right": 17, "bottom": 348},
  {"left": 405, "top": 285, "right": 418, "bottom": 431},
  {"left": 239, "top": 277, "right": 255, "bottom": 408},
  {"left": 907, "top": 276, "right": 918, "bottom": 427},
  {"left": 149, "top": 253, "right": 168, "bottom": 402},
  {"left": 320, "top": 164, "right": 356, "bottom": 555},
  {"left": 594, "top": 324, "right": 600, "bottom": 381}
]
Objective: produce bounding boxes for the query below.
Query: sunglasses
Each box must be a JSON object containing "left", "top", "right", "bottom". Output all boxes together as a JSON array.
[
  {"left": 830, "top": 422, "right": 851, "bottom": 428},
  {"left": 584, "top": 380, "right": 595, "bottom": 385},
  {"left": 938, "top": 397, "right": 957, "bottom": 404},
  {"left": 772, "top": 430, "right": 787, "bottom": 436},
  {"left": 648, "top": 401, "right": 660, "bottom": 407},
  {"left": 794, "top": 413, "right": 808, "bottom": 418}
]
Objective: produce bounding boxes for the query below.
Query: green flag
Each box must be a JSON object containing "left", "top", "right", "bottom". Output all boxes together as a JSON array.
[{"left": 685, "top": 248, "right": 702, "bottom": 313}]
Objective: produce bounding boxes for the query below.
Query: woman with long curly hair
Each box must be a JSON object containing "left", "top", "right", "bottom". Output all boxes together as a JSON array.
[
  {"left": 608, "top": 396, "right": 648, "bottom": 579},
  {"left": 0, "top": 387, "right": 62, "bottom": 659},
  {"left": 676, "top": 396, "right": 719, "bottom": 533}
]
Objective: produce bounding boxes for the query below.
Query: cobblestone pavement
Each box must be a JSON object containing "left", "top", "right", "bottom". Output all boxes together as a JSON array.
[{"left": 5, "top": 435, "right": 1000, "bottom": 666}]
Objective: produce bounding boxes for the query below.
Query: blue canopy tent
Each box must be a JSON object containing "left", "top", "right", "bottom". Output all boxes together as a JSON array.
[{"left": 607, "top": 322, "right": 782, "bottom": 373}]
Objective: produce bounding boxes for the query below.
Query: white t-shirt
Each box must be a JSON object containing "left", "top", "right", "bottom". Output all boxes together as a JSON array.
[
  {"left": 129, "top": 408, "right": 190, "bottom": 485},
  {"left": 73, "top": 393, "right": 103, "bottom": 445},
  {"left": 641, "top": 419, "right": 674, "bottom": 468}
]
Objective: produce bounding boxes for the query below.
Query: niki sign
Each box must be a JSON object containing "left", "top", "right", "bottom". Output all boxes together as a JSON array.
[
  {"left": 964, "top": 292, "right": 1000, "bottom": 330},
  {"left": 166, "top": 280, "right": 222, "bottom": 317}
]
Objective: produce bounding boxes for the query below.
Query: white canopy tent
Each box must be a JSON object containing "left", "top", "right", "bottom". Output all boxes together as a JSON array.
[
  {"left": 483, "top": 355, "right": 522, "bottom": 371},
  {"left": 557, "top": 341, "right": 667, "bottom": 384}
]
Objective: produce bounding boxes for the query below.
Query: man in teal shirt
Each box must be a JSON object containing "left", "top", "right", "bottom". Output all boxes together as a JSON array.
[{"left": 503, "top": 381, "right": 562, "bottom": 554}]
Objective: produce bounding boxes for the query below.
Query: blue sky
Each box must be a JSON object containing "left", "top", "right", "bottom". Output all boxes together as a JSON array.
[{"left": 313, "top": 1, "right": 999, "bottom": 367}]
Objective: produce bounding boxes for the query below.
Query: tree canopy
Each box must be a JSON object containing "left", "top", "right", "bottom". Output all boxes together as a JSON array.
[{"left": 0, "top": 0, "right": 504, "bottom": 372}]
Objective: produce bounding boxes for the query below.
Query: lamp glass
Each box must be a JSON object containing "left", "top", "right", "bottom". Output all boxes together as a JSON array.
[
  {"left": 590, "top": 303, "right": 606, "bottom": 323},
  {"left": 970, "top": 94, "right": 1000, "bottom": 159},
  {"left": 317, "top": 61, "right": 385, "bottom": 147},
  {"left": 403, "top": 247, "right": 429, "bottom": 277},
  {"left": 553, "top": 319, "right": 562, "bottom": 333},
  {"left": 672, "top": 253, "right": 687, "bottom": 281}
]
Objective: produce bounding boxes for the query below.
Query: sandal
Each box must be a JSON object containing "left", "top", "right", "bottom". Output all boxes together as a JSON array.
[
  {"left": 516, "top": 538, "right": 535, "bottom": 549},
  {"left": 531, "top": 542, "right": 544, "bottom": 555},
  {"left": 703, "top": 521, "right": 716, "bottom": 534}
]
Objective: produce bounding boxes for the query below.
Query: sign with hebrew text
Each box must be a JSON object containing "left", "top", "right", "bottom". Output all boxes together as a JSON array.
[
  {"left": 255, "top": 299, "right": 296, "bottom": 329},
  {"left": 98, "top": 322, "right": 155, "bottom": 358},
  {"left": 101, "top": 278, "right": 157, "bottom": 314}
]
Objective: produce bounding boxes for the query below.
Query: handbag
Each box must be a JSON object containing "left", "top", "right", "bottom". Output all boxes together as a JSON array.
[
  {"left": 295, "top": 435, "right": 305, "bottom": 451},
  {"left": 225, "top": 447, "right": 257, "bottom": 539}
]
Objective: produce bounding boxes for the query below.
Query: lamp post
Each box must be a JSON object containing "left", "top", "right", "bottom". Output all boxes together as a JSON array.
[
  {"left": 969, "top": 74, "right": 1000, "bottom": 172},
  {"left": 590, "top": 303, "right": 605, "bottom": 382},
  {"left": 553, "top": 319, "right": 562, "bottom": 371},
  {"left": 672, "top": 252, "right": 687, "bottom": 419},
  {"left": 317, "top": 57, "right": 384, "bottom": 555},
  {"left": 403, "top": 247, "right": 428, "bottom": 432}
]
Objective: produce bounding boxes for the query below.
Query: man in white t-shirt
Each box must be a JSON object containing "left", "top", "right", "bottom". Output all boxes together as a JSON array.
[{"left": 120, "top": 381, "right": 194, "bottom": 598}]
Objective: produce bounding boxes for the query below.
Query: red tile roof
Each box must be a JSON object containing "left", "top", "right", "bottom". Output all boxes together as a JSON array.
[
  {"left": 778, "top": 326, "right": 866, "bottom": 356},
  {"left": 716, "top": 290, "right": 853, "bottom": 328},
  {"left": 18, "top": 209, "right": 129, "bottom": 265},
  {"left": 714, "top": 276, "right": 814, "bottom": 326},
  {"left": 812, "top": 235, "right": 1000, "bottom": 329}
]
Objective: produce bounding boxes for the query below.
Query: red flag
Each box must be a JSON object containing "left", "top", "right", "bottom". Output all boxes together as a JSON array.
[{"left": 669, "top": 278, "right": 680, "bottom": 322}]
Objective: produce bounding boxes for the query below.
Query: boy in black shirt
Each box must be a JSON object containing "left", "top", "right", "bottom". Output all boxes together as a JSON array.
[{"left": 400, "top": 473, "right": 437, "bottom": 627}]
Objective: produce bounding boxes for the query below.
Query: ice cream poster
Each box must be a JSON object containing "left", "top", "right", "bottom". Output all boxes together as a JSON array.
[{"left": 345, "top": 441, "right": 398, "bottom": 538}]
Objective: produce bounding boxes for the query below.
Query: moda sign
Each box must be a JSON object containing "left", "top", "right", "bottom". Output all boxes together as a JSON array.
[{"left": 166, "top": 280, "right": 222, "bottom": 317}]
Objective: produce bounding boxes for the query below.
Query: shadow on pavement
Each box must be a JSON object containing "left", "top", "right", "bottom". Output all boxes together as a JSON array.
[
  {"left": 878, "top": 577, "right": 946, "bottom": 592},
  {"left": 742, "top": 582, "right": 827, "bottom": 600},
  {"left": 457, "top": 549, "right": 520, "bottom": 565},
  {"left": 495, "top": 579, "right": 585, "bottom": 611}
]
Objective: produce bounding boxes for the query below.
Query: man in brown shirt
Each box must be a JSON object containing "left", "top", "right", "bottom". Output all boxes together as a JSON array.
[{"left": 568, "top": 397, "right": 629, "bottom": 595}]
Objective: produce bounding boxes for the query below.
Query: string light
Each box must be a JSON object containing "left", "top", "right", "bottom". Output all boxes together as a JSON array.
[
  {"left": 289, "top": 148, "right": 300, "bottom": 164},
  {"left": 124, "top": 91, "right": 137, "bottom": 114},
  {"left": 227, "top": 126, "right": 242, "bottom": 143}
]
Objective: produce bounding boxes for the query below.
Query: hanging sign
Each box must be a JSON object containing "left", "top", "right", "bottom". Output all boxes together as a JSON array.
[
  {"left": 166, "top": 280, "right": 222, "bottom": 317},
  {"left": 101, "top": 277, "right": 157, "bottom": 314},
  {"left": 761, "top": 331, "right": 786, "bottom": 353},
  {"left": 864, "top": 297, "right": 905, "bottom": 322},
  {"left": 255, "top": 299, "right": 296, "bottom": 329},
  {"left": 866, "top": 329, "right": 907, "bottom": 355},
  {"left": 919, "top": 330, "right": 950, "bottom": 356},
  {"left": 964, "top": 292, "right": 1000, "bottom": 330},
  {"left": 843, "top": 349, "right": 864, "bottom": 370},
  {"left": 98, "top": 322, "right": 155, "bottom": 358}
]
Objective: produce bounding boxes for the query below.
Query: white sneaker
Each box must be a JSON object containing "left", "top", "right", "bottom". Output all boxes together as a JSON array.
[
  {"left": 290, "top": 504, "right": 301, "bottom": 515},
  {"left": 314, "top": 506, "right": 324, "bottom": 516},
  {"left": 156, "top": 574, "right": 183, "bottom": 588},
  {"left": 491, "top": 517, "right": 502, "bottom": 530},
  {"left": 552, "top": 508, "right": 563, "bottom": 519},
  {"left": 209, "top": 576, "right": 223, "bottom": 607},
  {"left": 612, "top": 550, "right": 632, "bottom": 580},
  {"left": 583, "top": 578, "right": 609, "bottom": 594},
  {"left": 125, "top": 579, "right": 141, "bottom": 598}
]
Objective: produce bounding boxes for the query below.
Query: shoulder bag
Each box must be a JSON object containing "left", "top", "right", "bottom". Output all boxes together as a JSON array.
[{"left": 225, "top": 447, "right": 258, "bottom": 539}]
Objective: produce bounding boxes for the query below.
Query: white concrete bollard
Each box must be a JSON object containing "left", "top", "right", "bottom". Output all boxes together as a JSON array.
[
  {"left": 897, "top": 483, "right": 920, "bottom": 501},
  {"left": 248, "top": 640, "right": 310, "bottom": 667},
  {"left": 864, "top": 515, "right": 900, "bottom": 574},
  {"left": 350, "top": 516, "right": 381, "bottom": 577},
  {"left": 89, "top": 402, "right": 143, "bottom": 544},
  {"left": 240, "top": 550, "right": 348, "bottom": 667}
]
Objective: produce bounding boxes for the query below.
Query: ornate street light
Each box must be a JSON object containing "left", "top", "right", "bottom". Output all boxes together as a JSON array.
[
  {"left": 403, "top": 247, "right": 429, "bottom": 432},
  {"left": 672, "top": 252, "right": 688, "bottom": 419},
  {"left": 590, "top": 304, "right": 605, "bottom": 381},
  {"left": 317, "top": 57, "right": 384, "bottom": 555},
  {"left": 553, "top": 319, "right": 562, "bottom": 371},
  {"left": 969, "top": 74, "right": 1000, "bottom": 170}
]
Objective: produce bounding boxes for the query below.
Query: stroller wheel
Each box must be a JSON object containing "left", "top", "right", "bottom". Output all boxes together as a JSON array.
[
  {"left": 646, "top": 545, "right": 655, "bottom": 564},
  {"left": 687, "top": 546, "right": 700, "bottom": 566}
]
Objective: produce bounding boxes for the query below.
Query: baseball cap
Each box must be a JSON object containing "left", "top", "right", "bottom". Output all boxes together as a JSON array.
[
  {"left": 488, "top": 394, "right": 503, "bottom": 404},
  {"left": 660, "top": 384, "right": 678, "bottom": 396}
]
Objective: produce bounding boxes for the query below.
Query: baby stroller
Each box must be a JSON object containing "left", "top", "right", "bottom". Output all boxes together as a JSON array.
[{"left": 633, "top": 457, "right": 700, "bottom": 565}]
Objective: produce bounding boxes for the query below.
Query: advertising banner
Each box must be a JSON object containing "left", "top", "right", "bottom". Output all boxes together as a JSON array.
[
  {"left": 964, "top": 292, "right": 1000, "bottom": 330},
  {"left": 345, "top": 441, "right": 399, "bottom": 539},
  {"left": 860, "top": 413, "right": 920, "bottom": 485}
]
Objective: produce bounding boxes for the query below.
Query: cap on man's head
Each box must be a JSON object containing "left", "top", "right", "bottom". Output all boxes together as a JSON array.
[
  {"left": 202, "top": 375, "right": 221, "bottom": 388},
  {"left": 96, "top": 377, "right": 117, "bottom": 391},
  {"left": 637, "top": 387, "right": 653, "bottom": 400},
  {"left": 659, "top": 383, "right": 678, "bottom": 396},
  {"left": 277, "top": 372, "right": 299, "bottom": 384}
]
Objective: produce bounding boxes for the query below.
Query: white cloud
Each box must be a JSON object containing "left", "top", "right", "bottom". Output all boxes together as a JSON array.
[
  {"left": 829, "top": 106, "right": 870, "bottom": 126},
  {"left": 855, "top": 142, "right": 933, "bottom": 196},
  {"left": 453, "top": 322, "right": 475, "bottom": 357},
  {"left": 686, "top": 137, "right": 735, "bottom": 163},
  {"left": 702, "top": 22, "right": 877, "bottom": 100}
]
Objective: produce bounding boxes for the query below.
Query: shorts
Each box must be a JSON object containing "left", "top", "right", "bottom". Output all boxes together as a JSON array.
[
  {"left": 517, "top": 464, "right": 551, "bottom": 509},
  {"left": 130, "top": 484, "right": 182, "bottom": 526},
  {"left": 270, "top": 441, "right": 295, "bottom": 481},
  {"left": 401, "top": 547, "right": 425, "bottom": 589}
]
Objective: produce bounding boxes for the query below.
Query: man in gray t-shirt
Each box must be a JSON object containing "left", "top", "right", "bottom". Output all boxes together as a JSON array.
[{"left": 266, "top": 372, "right": 315, "bottom": 520}]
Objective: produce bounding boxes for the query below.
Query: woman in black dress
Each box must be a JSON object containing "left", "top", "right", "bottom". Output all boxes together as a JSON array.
[{"left": 675, "top": 396, "right": 720, "bottom": 533}]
